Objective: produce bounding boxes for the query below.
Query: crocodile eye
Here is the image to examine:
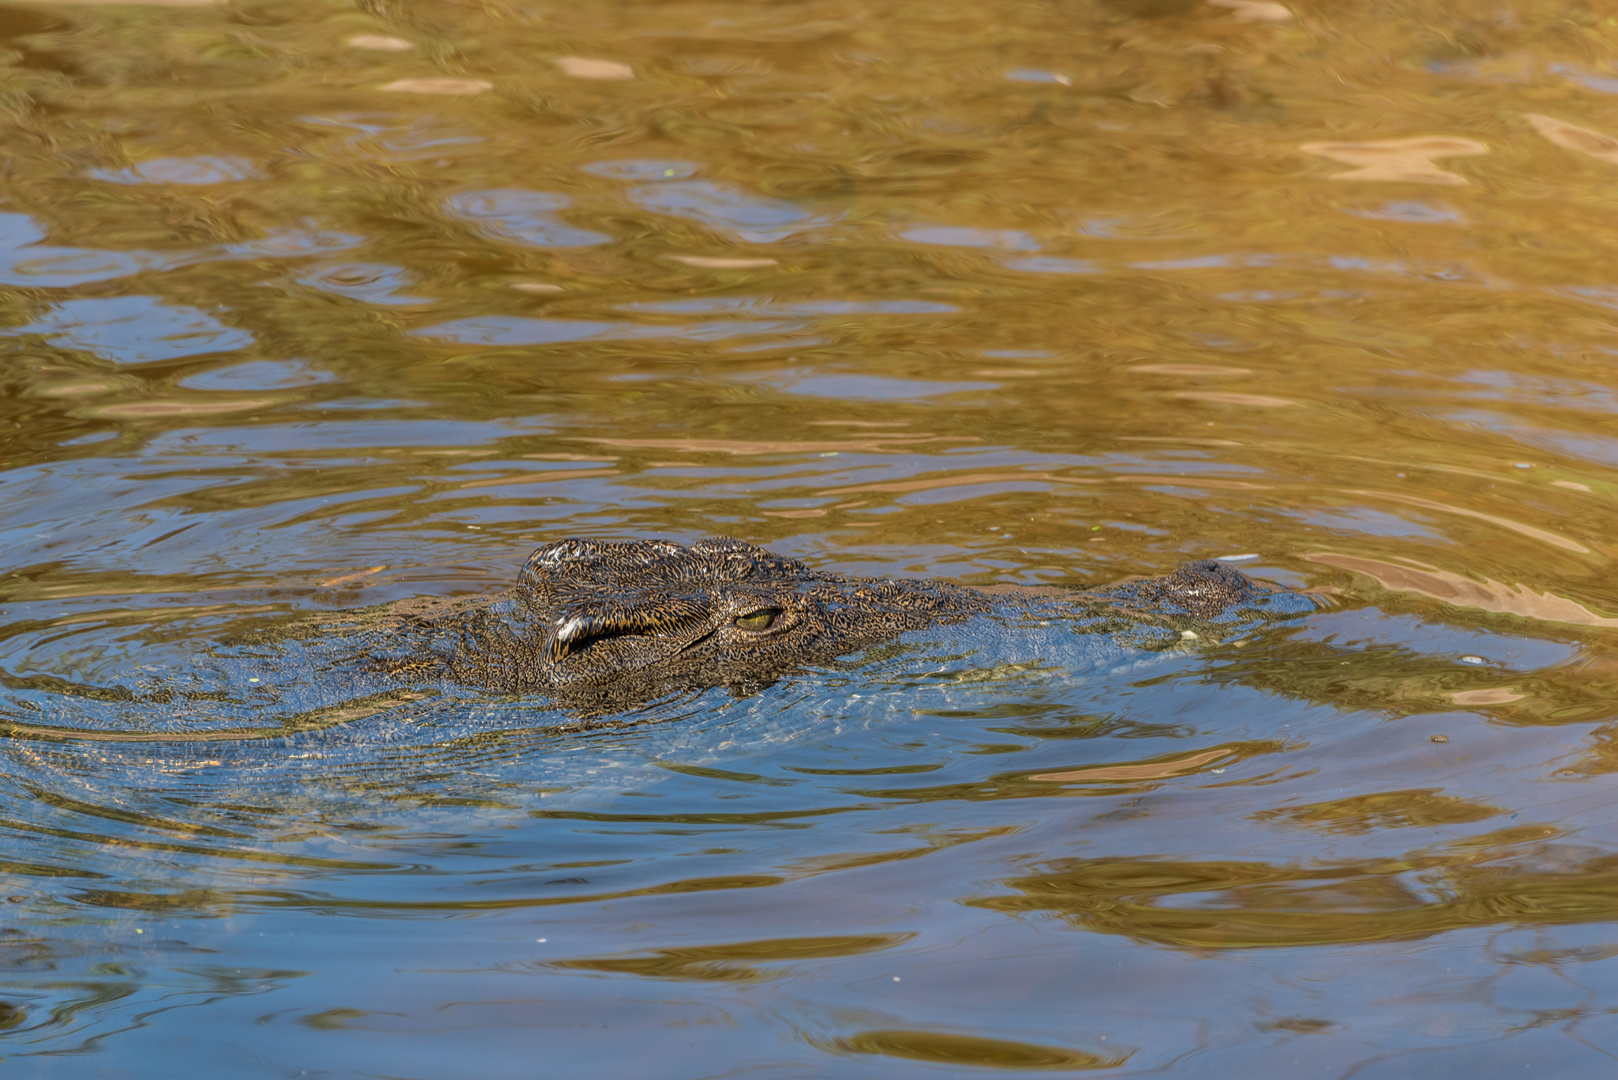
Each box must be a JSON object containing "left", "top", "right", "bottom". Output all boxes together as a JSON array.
[{"left": 733, "top": 608, "right": 781, "bottom": 632}]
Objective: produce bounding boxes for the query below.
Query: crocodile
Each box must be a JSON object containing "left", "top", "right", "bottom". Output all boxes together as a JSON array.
[
  {"left": 348, "top": 535, "right": 1310, "bottom": 714},
  {"left": 0, "top": 535, "right": 1314, "bottom": 743}
]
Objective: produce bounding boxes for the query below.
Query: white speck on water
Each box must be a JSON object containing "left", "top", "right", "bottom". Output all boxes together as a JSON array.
[
  {"left": 1459, "top": 655, "right": 1485, "bottom": 665},
  {"left": 1217, "top": 553, "right": 1259, "bottom": 562}
]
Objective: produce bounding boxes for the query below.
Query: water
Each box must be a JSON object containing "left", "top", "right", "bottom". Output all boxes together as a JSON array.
[{"left": 4, "top": 0, "right": 1618, "bottom": 1073}]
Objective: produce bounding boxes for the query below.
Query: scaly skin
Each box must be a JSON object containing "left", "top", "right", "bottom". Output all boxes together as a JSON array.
[{"left": 364, "top": 536, "right": 1294, "bottom": 709}]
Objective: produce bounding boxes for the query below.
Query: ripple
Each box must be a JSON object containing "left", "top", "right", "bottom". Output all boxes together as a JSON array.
[
  {"left": 292, "top": 262, "right": 433, "bottom": 304},
  {"left": 6, "top": 297, "right": 254, "bottom": 365},
  {"left": 178, "top": 360, "right": 335, "bottom": 391},
  {"left": 899, "top": 225, "right": 1040, "bottom": 251},
  {"left": 443, "top": 189, "right": 611, "bottom": 248},
  {"left": 1005, "top": 69, "right": 1072, "bottom": 85},
  {"left": 0, "top": 246, "right": 155, "bottom": 288},
  {"left": 759, "top": 371, "right": 998, "bottom": 401},
  {"left": 413, "top": 315, "right": 802, "bottom": 346},
  {"left": 87, "top": 155, "right": 261, "bottom": 185},
  {"left": 623, "top": 296, "right": 955, "bottom": 315},
  {"left": 1343, "top": 200, "right": 1463, "bottom": 224},
  {"left": 300, "top": 112, "right": 484, "bottom": 161},
  {"left": 1305, "top": 553, "right": 1618, "bottom": 626},
  {"left": 1003, "top": 256, "right": 1099, "bottom": 274},
  {"left": 581, "top": 159, "right": 700, "bottom": 180},
  {"left": 625, "top": 180, "right": 829, "bottom": 243}
]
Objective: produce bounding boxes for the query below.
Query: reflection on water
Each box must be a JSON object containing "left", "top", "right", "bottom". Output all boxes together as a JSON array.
[{"left": 6, "top": 0, "right": 1618, "bottom": 1074}]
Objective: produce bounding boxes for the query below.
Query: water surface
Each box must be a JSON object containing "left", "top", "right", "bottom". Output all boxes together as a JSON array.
[{"left": 4, "top": 0, "right": 1618, "bottom": 1075}]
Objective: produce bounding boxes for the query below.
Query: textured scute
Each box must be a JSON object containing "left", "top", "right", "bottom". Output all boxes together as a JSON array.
[{"left": 426, "top": 536, "right": 994, "bottom": 701}]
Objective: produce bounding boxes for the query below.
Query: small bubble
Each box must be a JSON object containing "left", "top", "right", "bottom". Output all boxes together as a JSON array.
[
  {"left": 892, "top": 976, "right": 901, "bottom": 982},
  {"left": 1458, "top": 655, "right": 1484, "bottom": 665},
  {"left": 1430, "top": 735, "right": 1449, "bottom": 743},
  {"left": 1513, "top": 462, "right": 1533, "bottom": 469},
  {"left": 536, "top": 938, "right": 547, "bottom": 943}
]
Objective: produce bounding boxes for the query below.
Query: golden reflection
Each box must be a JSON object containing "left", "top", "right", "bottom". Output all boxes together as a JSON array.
[
  {"left": 1254, "top": 789, "right": 1501, "bottom": 834},
  {"left": 345, "top": 35, "right": 413, "bottom": 52},
  {"left": 317, "top": 566, "right": 387, "bottom": 588},
  {"left": 973, "top": 828, "right": 1618, "bottom": 950},
  {"left": 301, "top": 1009, "right": 369, "bottom": 1031},
  {"left": 552, "top": 933, "right": 909, "bottom": 981},
  {"left": 669, "top": 256, "right": 779, "bottom": 269},
  {"left": 1299, "top": 137, "right": 1489, "bottom": 185},
  {"left": 1111, "top": 475, "right": 1267, "bottom": 489},
  {"left": 1305, "top": 553, "right": 1618, "bottom": 627},
  {"left": 1450, "top": 687, "right": 1525, "bottom": 705},
  {"left": 1525, "top": 114, "right": 1618, "bottom": 168},
  {"left": 1130, "top": 364, "right": 1253, "bottom": 376},
  {"left": 1173, "top": 391, "right": 1294, "bottom": 406},
  {"left": 455, "top": 468, "right": 618, "bottom": 490},
  {"left": 584, "top": 436, "right": 958, "bottom": 455},
  {"left": 555, "top": 56, "right": 634, "bottom": 80},
  {"left": 1206, "top": 0, "right": 1292, "bottom": 20},
  {"left": 379, "top": 78, "right": 492, "bottom": 95},
  {"left": 1119, "top": 436, "right": 1243, "bottom": 447},
  {"left": 521, "top": 453, "right": 617, "bottom": 462},
  {"left": 1030, "top": 745, "right": 1239, "bottom": 783},
  {"left": 819, "top": 472, "right": 1096, "bottom": 496},
  {"left": 1344, "top": 490, "right": 1592, "bottom": 555},
  {"left": 830, "top": 1030, "right": 1129, "bottom": 1070},
  {"left": 90, "top": 399, "right": 271, "bottom": 418},
  {"left": 35, "top": 381, "right": 116, "bottom": 397}
]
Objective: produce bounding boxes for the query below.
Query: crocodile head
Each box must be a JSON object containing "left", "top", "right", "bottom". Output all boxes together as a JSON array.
[{"left": 440, "top": 535, "right": 989, "bottom": 694}]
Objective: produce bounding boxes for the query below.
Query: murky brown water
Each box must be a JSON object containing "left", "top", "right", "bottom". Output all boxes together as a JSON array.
[{"left": 4, "top": 0, "right": 1618, "bottom": 1075}]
